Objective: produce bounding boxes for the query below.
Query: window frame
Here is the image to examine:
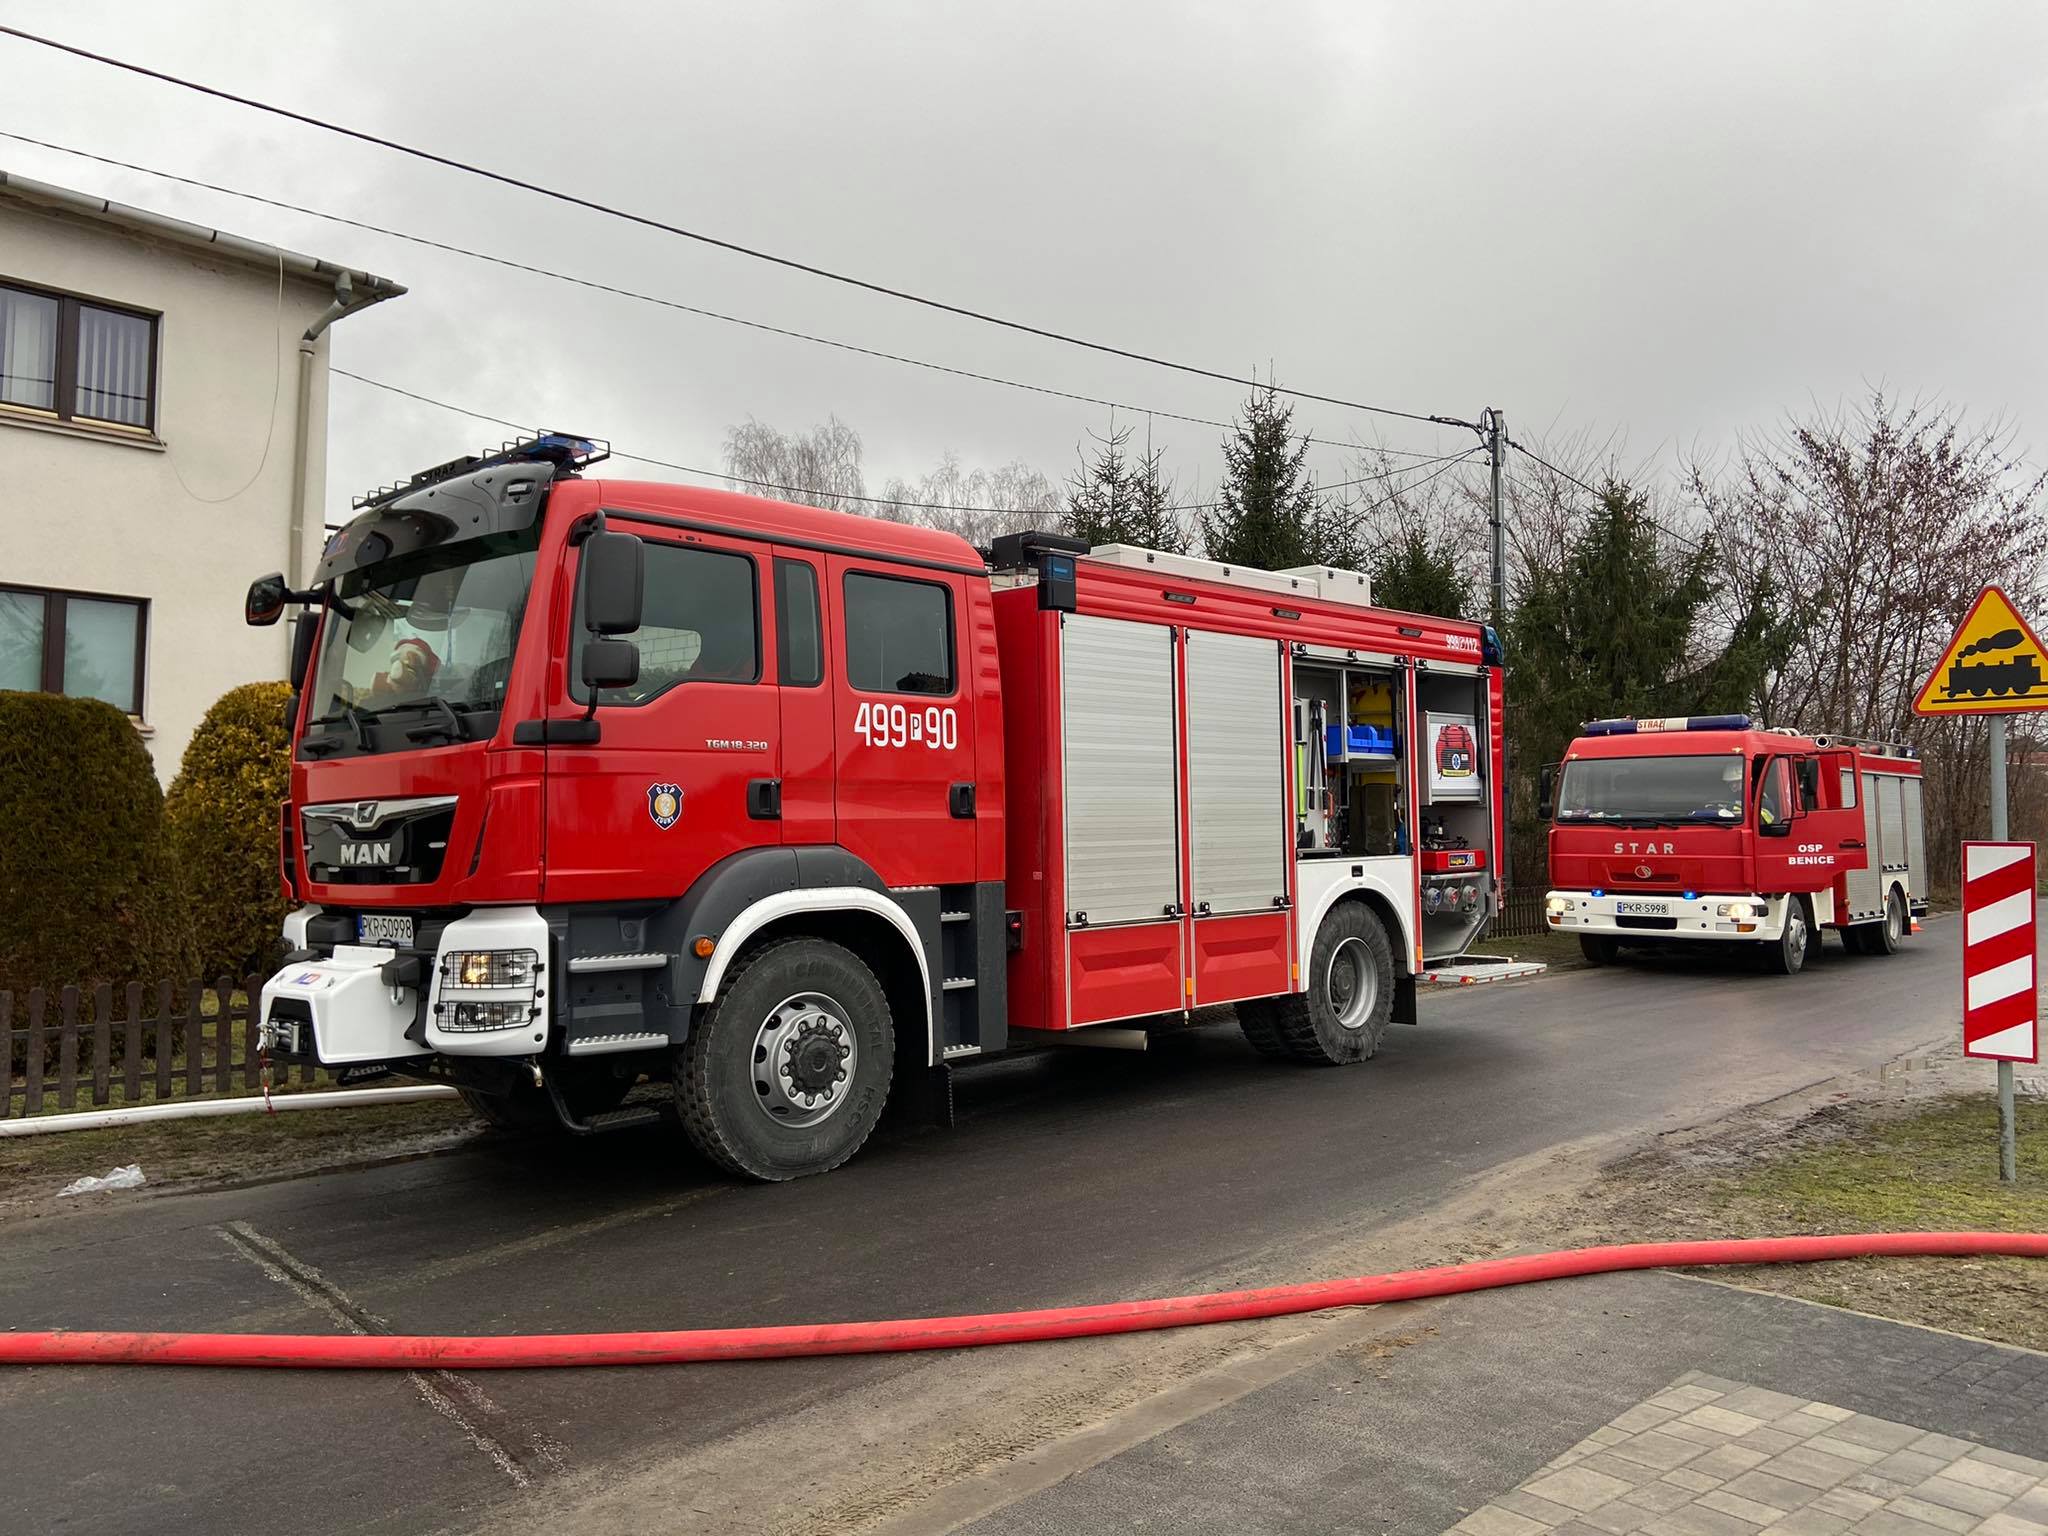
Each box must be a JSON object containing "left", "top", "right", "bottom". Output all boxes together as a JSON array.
[
  {"left": 571, "top": 534, "right": 763, "bottom": 707},
  {"left": 0, "top": 581, "right": 149, "bottom": 716},
  {"left": 0, "top": 276, "right": 161, "bottom": 432},
  {"left": 840, "top": 569, "right": 958, "bottom": 699}
]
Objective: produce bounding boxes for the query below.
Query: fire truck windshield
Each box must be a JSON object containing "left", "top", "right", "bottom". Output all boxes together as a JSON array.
[
  {"left": 1555, "top": 753, "right": 1746, "bottom": 826},
  {"left": 304, "top": 533, "right": 539, "bottom": 748}
]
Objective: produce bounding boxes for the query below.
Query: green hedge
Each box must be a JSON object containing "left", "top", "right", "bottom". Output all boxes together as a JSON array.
[
  {"left": 164, "top": 681, "right": 294, "bottom": 978},
  {"left": 0, "top": 691, "right": 198, "bottom": 1010}
]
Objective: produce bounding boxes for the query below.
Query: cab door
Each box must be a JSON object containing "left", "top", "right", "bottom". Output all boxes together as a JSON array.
[
  {"left": 543, "top": 522, "right": 781, "bottom": 904},
  {"left": 826, "top": 557, "right": 976, "bottom": 888}
]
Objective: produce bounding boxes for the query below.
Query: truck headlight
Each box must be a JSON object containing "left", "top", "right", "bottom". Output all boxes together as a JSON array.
[
  {"left": 1715, "top": 902, "right": 1763, "bottom": 920},
  {"left": 446, "top": 1000, "right": 535, "bottom": 1032},
  {"left": 445, "top": 949, "right": 538, "bottom": 989},
  {"left": 1545, "top": 896, "right": 1571, "bottom": 917}
]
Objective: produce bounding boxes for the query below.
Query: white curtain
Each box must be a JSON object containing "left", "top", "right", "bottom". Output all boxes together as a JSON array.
[
  {"left": 0, "top": 287, "right": 58, "bottom": 411},
  {"left": 76, "top": 305, "right": 151, "bottom": 426}
]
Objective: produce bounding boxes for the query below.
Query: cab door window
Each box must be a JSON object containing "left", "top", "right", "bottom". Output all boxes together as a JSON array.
[
  {"left": 1758, "top": 758, "right": 1793, "bottom": 827},
  {"left": 842, "top": 571, "right": 953, "bottom": 696},
  {"left": 575, "top": 540, "right": 758, "bottom": 703}
]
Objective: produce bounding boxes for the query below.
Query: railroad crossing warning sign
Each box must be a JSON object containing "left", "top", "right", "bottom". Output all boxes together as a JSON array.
[
  {"left": 1962, "top": 841, "right": 2040, "bottom": 1063},
  {"left": 1915, "top": 586, "right": 2048, "bottom": 715}
]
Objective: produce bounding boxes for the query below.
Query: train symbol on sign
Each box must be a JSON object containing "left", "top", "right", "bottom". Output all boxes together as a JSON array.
[{"left": 1944, "top": 629, "right": 2043, "bottom": 700}]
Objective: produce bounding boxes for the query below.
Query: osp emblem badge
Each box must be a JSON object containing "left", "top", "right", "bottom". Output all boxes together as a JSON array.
[{"left": 647, "top": 783, "right": 684, "bottom": 830}]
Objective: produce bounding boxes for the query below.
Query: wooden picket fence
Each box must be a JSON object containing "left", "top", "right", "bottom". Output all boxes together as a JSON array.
[
  {"left": 1, "top": 976, "right": 329, "bottom": 1119},
  {"left": 1488, "top": 888, "right": 1551, "bottom": 940}
]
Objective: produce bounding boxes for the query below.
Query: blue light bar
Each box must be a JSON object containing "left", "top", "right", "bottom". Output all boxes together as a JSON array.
[{"left": 1581, "top": 714, "right": 1753, "bottom": 736}]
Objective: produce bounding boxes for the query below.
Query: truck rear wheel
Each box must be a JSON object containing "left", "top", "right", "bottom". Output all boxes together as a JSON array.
[
  {"left": 1235, "top": 999, "right": 1292, "bottom": 1059},
  {"left": 1269, "top": 902, "right": 1394, "bottom": 1066},
  {"left": 1764, "top": 897, "right": 1812, "bottom": 976},
  {"left": 1866, "top": 887, "right": 1906, "bottom": 956},
  {"left": 679, "top": 936, "right": 894, "bottom": 1181}
]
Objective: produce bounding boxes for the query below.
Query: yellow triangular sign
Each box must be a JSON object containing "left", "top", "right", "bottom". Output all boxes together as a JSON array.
[{"left": 1914, "top": 585, "right": 2048, "bottom": 715}]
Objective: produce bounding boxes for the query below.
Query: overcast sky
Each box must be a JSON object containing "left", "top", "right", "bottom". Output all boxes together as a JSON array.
[{"left": 4, "top": 0, "right": 2044, "bottom": 524}]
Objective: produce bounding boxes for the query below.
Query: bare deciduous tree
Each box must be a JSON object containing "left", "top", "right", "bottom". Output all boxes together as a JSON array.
[{"left": 721, "top": 415, "right": 870, "bottom": 515}]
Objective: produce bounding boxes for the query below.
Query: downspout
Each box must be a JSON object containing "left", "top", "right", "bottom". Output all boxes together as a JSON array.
[{"left": 287, "top": 272, "right": 356, "bottom": 587}]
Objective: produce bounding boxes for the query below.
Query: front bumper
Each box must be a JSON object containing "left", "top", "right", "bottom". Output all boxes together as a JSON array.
[
  {"left": 1543, "top": 890, "right": 1789, "bottom": 942},
  {"left": 259, "top": 905, "right": 553, "bottom": 1065}
]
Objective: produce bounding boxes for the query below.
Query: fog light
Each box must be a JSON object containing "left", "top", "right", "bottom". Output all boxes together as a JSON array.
[
  {"left": 447, "top": 1000, "right": 533, "bottom": 1032},
  {"left": 445, "top": 949, "right": 537, "bottom": 988}
]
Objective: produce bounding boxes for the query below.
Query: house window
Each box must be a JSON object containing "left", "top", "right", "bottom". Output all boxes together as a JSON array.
[
  {"left": 0, "top": 280, "right": 158, "bottom": 430},
  {"left": 0, "top": 585, "right": 148, "bottom": 715}
]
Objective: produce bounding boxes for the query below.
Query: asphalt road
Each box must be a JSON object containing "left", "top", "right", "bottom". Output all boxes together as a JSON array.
[{"left": 0, "top": 919, "right": 1969, "bottom": 1535}]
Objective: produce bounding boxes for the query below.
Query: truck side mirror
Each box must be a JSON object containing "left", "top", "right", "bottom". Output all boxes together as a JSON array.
[
  {"left": 581, "top": 638, "right": 640, "bottom": 692},
  {"left": 1537, "top": 764, "right": 1555, "bottom": 820},
  {"left": 288, "top": 612, "right": 318, "bottom": 691},
  {"left": 246, "top": 572, "right": 288, "bottom": 627},
  {"left": 582, "top": 532, "right": 644, "bottom": 636},
  {"left": 1796, "top": 758, "right": 1821, "bottom": 811}
]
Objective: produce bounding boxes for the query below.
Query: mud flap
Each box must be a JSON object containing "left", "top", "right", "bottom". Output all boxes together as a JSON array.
[
  {"left": 887, "top": 1061, "right": 955, "bottom": 1129},
  {"left": 1392, "top": 974, "right": 1419, "bottom": 1027}
]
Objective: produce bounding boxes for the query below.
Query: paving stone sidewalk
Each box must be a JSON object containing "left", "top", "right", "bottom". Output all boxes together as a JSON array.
[{"left": 1451, "top": 1373, "right": 2048, "bottom": 1536}]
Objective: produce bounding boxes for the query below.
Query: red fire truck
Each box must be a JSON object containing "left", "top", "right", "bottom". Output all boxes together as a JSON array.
[
  {"left": 245, "top": 435, "right": 1523, "bottom": 1180},
  {"left": 1542, "top": 715, "right": 1928, "bottom": 974}
]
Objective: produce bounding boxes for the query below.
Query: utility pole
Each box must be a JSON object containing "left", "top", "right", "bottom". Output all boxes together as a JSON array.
[
  {"left": 1486, "top": 408, "right": 1507, "bottom": 631},
  {"left": 1484, "top": 407, "right": 1511, "bottom": 896}
]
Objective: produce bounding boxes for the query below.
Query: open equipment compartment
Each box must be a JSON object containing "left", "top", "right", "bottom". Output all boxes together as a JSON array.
[
  {"left": 1416, "top": 666, "right": 1496, "bottom": 958},
  {"left": 1291, "top": 657, "right": 1407, "bottom": 861}
]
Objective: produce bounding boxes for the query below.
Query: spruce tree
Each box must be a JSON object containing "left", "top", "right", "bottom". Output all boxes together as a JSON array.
[{"left": 1202, "top": 384, "right": 1318, "bottom": 570}]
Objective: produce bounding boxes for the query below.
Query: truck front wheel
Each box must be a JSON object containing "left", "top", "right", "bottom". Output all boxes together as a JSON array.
[
  {"left": 1268, "top": 902, "right": 1395, "bottom": 1066},
  {"left": 1579, "top": 935, "right": 1620, "bottom": 966},
  {"left": 1764, "top": 897, "right": 1812, "bottom": 976},
  {"left": 679, "top": 936, "right": 894, "bottom": 1181}
]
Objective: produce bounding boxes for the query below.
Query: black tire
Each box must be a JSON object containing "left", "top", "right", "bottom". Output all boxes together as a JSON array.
[
  {"left": 679, "top": 937, "right": 893, "bottom": 1181},
  {"left": 1869, "top": 887, "right": 1906, "bottom": 955},
  {"left": 1841, "top": 922, "right": 1874, "bottom": 956},
  {"left": 460, "top": 1061, "right": 635, "bottom": 1134},
  {"left": 1235, "top": 999, "right": 1291, "bottom": 1059},
  {"left": 1764, "top": 897, "right": 1812, "bottom": 976},
  {"left": 1269, "top": 902, "right": 1396, "bottom": 1066},
  {"left": 1579, "top": 934, "right": 1620, "bottom": 966}
]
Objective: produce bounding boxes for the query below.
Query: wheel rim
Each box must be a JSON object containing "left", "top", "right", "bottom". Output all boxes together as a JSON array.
[
  {"left": 1886, "top": 895, "right": 1904, "bottom": 944},
  {"left": 1786, "top": 908, "right": 1808, "bottom": 966},
  {"left": 751, "top": 991, "right": 858, "bottom": 1129},
  {"left": 1326, "top": 936, "right": 1378, "bottom": 1030}
]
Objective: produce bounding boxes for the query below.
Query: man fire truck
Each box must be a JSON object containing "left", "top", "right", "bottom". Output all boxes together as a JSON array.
[
  {"left": 1542, "top": 715, "right": 1928, "bottom": 975},
  {"left": 246, "top": 434, "right": 1522, "bottom": 1181}
]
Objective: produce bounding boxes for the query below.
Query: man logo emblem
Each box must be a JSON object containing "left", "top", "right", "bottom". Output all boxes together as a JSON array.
[{"left": 647, "top": 783, "right": 684, "bottom": 830}]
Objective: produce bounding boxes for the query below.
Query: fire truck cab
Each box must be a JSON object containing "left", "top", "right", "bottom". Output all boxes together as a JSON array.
[
  {"left": 1542, "top": 715, "right": 1928, "bottom": 974},
  {"left": 246, "top": 435, "right": 1523, "bottom": 1181}
]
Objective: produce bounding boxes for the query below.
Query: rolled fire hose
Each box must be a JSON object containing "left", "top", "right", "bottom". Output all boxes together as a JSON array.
[{"left": 2, "top": 1232, "right": 2041, "bottom": 1370}]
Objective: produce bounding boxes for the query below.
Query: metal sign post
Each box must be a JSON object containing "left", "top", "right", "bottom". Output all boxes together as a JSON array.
[{"left": 1918, "top": 586, "right": 2048, "bottom": 1185}]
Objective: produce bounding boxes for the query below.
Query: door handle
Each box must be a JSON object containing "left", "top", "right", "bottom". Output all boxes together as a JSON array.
[
  {"left": 1841, "top": 839, "right": 1865, "bottom": 849},
  {"left": 949, "top": 782, "right": 976, "bottom": 819},
  {"left": 1195, "top": 901, "right": 1213, "bottom": 917},
  {"left": 747, "top": 779, "right": 782, "bottom": 821}
]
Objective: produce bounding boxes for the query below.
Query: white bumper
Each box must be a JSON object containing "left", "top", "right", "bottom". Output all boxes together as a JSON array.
[
  {"left": 1543, "top": 891, "right": 1787, "bottom": 942},
  {"left": 261, "top": 905, "right": 553, "bottom": 1064}
]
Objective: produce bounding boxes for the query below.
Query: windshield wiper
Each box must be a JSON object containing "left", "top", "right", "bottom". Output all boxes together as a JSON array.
[
  {"left": 402, "top": 696, "right": 470, "bottom": 745},
  {"left": 304, "top": 704, "right": 373, "bottom": 752}
]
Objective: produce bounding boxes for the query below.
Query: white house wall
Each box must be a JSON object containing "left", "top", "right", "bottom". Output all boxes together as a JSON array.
[{"left": 0, "top": 197, "right": 337, "bottom": 778}]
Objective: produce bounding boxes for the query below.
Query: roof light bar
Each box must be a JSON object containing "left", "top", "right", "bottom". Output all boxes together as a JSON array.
[
  {"left": 352, "top": 431, "right": 610, "bottom": 510},
  {"left": 1581, "top": 714, "right": 1754, "bottom": 736}
]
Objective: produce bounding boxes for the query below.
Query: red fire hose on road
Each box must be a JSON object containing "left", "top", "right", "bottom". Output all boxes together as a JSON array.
[{"left": 3, "top": 1233, "right": 2041, "bottom": 1370}]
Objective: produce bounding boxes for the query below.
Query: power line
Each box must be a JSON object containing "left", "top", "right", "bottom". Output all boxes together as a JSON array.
[
  {"left": 330, "top": 368, "right": 1481, "bottom": 526},
  {"left": 0, "top": 24, "right": 1476, "bottom": 435},
  {"left": 0, "top": 130, "right": 1456, "bottom": 464}
]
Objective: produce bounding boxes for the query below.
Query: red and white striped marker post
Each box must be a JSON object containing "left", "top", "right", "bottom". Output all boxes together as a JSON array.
[{"left": 1963, "top": 841, "right": 2038, "bottom": 1183}]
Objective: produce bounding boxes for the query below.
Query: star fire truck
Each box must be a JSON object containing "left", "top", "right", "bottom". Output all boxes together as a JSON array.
[
  {"left": 1541, "top": 715, "right": 1928, "bottom": 974},
  {"left": 246, "top": 435, "right": 1526, "bottom": 1181}
]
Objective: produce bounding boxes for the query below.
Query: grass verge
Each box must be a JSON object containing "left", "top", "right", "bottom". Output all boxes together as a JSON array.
[
  {"left": 1591, "top": 1092, "right": 2048, "bottom": 1351},
  {"left": 0, "top": 1095, "right": 481, "bottom": 1215}
]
